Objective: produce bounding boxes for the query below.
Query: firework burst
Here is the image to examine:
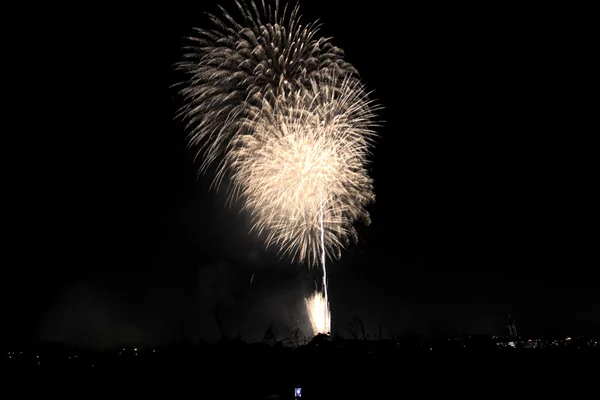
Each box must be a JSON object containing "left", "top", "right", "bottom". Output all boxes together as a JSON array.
[
  {"left": 176, "top": 0, "right": 379, "bottom": 337},
  {"left": 176, "top": 0, "right": 357, "bottom": 187},
  {"left": 228, "top": 73, "right": 378, "bottom": 267}
]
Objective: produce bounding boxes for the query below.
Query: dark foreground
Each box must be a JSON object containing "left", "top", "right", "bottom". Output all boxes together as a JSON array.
[{"left": 4, "top": 334, "right": 598, "bottom": 398}]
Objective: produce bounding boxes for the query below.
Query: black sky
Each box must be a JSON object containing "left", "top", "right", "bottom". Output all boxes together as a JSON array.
[{"left": 5, "top": 1, "right": 597, "bottom": 348}]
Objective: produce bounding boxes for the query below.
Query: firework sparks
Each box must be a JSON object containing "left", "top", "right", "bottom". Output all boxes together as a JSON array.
[
  {"left": 305, "top": 289, "right": 330, "bottom": 335},
  {"left": 176, "top": 0, "right": 357, "bottom": 188},
  {"left": 229, "top": 73, "right": 378, "bottom": 267},
  {"left": 176, "top": 0, "right": 379, "bottom": 338},
  {"left": 229, "top": 74, "right": 378, "bottom": 335}
]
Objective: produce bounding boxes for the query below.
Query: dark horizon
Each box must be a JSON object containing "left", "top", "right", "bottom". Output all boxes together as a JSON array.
[{"left": 4, "top": 1, "right": 596, "bottom": 350}]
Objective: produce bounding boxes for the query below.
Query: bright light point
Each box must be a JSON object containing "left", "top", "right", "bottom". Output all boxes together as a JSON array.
[{"left": 305, "top": 290, "right": 330, "bottom": 336}]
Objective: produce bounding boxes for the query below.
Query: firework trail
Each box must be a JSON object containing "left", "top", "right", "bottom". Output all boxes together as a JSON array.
[
  {"left": 176, "top": 0, "right": 378, "bottom": 337},
  {"left": 304, "top": 196, "right": 332, "bottom": 335}
]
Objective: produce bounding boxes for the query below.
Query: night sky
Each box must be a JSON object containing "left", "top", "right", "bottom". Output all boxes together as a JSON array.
[{"left": 5, "top": 1, "right": 596, "bottom": 348}]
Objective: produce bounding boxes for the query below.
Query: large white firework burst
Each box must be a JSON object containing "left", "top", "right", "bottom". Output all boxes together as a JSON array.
[
  {"left": 227, "top": 73, "right": 379, "bottom": 267},
  {"left": 176, "top": 0, "right": 380, "bottom": 337},
  {"left": 176, "top": 0, "right": 357, "bottom": 187}
]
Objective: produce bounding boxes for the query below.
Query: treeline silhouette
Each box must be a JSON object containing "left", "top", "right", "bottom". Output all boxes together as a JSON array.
[
  {"left": 5, "top": 329, "right": 598, "bottom": 398},
  {"left": 5, "top": 330, "right": 598, "bottom": 368}
]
